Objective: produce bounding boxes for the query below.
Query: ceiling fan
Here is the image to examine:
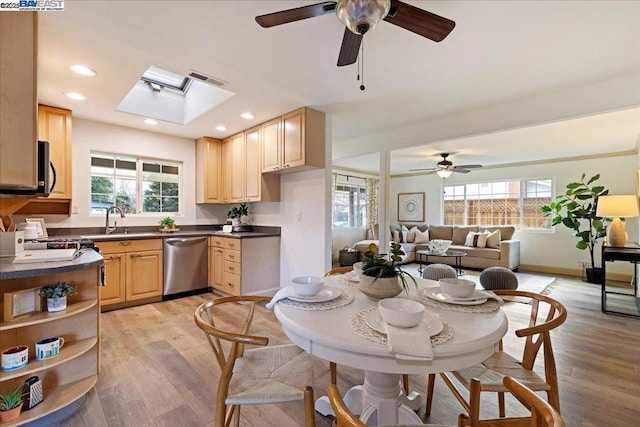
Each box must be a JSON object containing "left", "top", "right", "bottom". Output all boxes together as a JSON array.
[
  {"left": 255, "top": 0, "right": 455, "bottom": 67},
  {"left": 409, "top": 153, "right": 482, "bottom": 178}
]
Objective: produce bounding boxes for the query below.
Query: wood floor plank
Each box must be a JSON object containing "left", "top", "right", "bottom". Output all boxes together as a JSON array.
[{"left": 59, "top": 273, "right": 639, "bottom": 426}]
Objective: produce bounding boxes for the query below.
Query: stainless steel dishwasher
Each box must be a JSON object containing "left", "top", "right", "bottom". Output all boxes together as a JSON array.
[{"left": 163, "top": 236, "right": 209, "bottom": 297}]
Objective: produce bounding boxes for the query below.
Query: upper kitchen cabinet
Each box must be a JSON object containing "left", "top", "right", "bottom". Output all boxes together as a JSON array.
[
  {"left": 245, "top": 126, "right": 279, "bottom": 202},
  {"left": 0, "top": 12, "right": 38, "bottom": 193},
  {"left": 196, "top": 137, "right": 222, "bottom": 204},
  {"left": 261, "top": 107, "right": 325, "bottom": 174},
  {"left": 38, "top": 105, "right": 72, "bottom": 199}
]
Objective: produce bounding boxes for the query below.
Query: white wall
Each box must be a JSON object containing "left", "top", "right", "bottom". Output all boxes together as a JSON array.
[
  {"left": 390, "top": 154, "right": 638, "bottom": 276},
  {"left": 30, "top": 118, "right": 228, "bottom": 229}
]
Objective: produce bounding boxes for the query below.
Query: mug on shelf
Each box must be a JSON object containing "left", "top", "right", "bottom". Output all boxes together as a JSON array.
[
  {"left": 35, "top": 337, "right": 65, "bottom": 360},
  {"left": 1, "top": 345, "right": 29, "bottom": 371}
]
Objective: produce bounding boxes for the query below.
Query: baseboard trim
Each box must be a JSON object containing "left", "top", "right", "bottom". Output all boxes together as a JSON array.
[{"left": 519, "top": 264, "right": 632, "bottom": 282}]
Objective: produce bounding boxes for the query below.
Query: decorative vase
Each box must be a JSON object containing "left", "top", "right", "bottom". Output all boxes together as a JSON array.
[
  {"left": 47, "top": 296, "right": 67, "bottom": 312},
  {"left": 358, "top": 275, "right": 403, "bottom": 300},
  {"left": 0, "top": 403, "right": 22, "bottom": 423}
]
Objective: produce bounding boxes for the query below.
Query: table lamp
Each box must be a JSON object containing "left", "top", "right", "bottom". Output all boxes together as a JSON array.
[{"left": 596, "top": 195, "right": 640, "bottom": 246}]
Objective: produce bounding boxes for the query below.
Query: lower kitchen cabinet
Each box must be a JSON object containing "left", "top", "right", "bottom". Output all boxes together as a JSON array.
[
  {"left": 0, "top": 251, "right": 102, "bottom": 426},
  {"left": 99, "top": 239, "right": 163, "bottom": 310},
  {"left": 209, "top": 235, "right": 280, "bottom": 295}
]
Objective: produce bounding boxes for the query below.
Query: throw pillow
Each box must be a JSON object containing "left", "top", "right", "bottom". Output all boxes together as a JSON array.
[
  {"left": 414, "top": 228, "right": 430, "bottom": 243},
  {"left": 486, "top": 229, "right": 501, "bottom": 248},
  {"left": 465, "top": 231, "right": 489, "bottom": 248},
  {"left": 464, "top": 231, "right": 476, "bottom": 247},
  {"left": 407, "top": 226, "right": 418, "bottom": 243},
  {"left": 393, "top": 230, "right": 401, "bottom": 243}
]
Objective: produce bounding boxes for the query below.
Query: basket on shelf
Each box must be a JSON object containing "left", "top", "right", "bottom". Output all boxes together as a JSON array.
[{"left": 338, "top": 246, "right": 361, "bottom": 266}]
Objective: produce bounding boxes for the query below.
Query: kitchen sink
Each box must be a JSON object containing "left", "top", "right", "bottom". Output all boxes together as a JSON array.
[{"left": 79, "top": 232, "right": 160, "bottom": 240}]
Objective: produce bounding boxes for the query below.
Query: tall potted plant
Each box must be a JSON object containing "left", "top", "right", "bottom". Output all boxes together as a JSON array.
[
  {"left": 358, "top": 242, "right": 417, "bottom": 300},
  {"left": 540, "top": 173, "right": 611, "bottom": 283}
]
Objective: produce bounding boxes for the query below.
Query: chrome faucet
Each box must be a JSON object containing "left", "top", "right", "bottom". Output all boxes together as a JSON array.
[{"left": 105, "top": 206, "right": 125, "bottom": 234}]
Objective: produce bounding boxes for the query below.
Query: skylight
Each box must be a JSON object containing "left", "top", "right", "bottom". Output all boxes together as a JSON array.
[{"left": 141, "top": 66, "right": 190, "bottom": 93}]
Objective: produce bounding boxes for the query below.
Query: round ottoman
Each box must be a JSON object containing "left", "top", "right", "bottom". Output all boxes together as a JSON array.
[
  {"left": 422, "top": 264, "right": 457, "bottom": 281},
  {"left": 479, "top": 267, "right": 518, "bottom": 290}
]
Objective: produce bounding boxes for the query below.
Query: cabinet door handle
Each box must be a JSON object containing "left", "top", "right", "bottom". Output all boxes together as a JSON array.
[
  {"left": 228, "top": 255, "right": 234, "bottom": 259},
  {"left": 228, "top": 283, "right": 235, "bottom": 288},
  {"left": 120, "top": 241, "right": 132, "bottom": 246},
  {"left": 228, "top": 266, "right": 234, "bottom": 271},
  {"left": 273, "top": 166, "right": 279, "bottom": 170},
  {"left": 217, "top": 249, "right": 223, "bottom": 253},
  {"left": 130, "top": 253, "right": 140, "bottom": 257}
]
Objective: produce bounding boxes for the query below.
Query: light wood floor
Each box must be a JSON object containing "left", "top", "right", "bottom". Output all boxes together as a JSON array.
[{"left": 60, "top": 274, "right": 640, "bottom": 426}]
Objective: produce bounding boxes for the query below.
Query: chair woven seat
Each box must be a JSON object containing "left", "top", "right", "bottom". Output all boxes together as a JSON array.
[
  {"left": 228, "top": 344, "right": 312, "bottom": 405},
  {"left": 452, "top": 351, "right": 551, "bottom": 393}
]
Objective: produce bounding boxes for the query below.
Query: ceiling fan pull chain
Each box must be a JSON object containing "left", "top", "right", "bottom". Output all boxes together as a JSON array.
[{"left": 360, "top": 39, "right": 365, "bottom": 91}]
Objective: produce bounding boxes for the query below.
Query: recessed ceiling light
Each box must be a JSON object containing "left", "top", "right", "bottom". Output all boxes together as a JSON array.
[
  {"left": 215, "top": 125, "right": 227, "bottom": 131},
  {"left": 144, "top": 118, "right": 158, "bottom": 125},
  {"left": 70, "top": 65, "right": 97, "bottom": 76},
  {"left": 65, "top": 92, "right": 85, "bottom": 100},
  {"left": 241, "top": 112, "right": 254, "bottom": 120}
]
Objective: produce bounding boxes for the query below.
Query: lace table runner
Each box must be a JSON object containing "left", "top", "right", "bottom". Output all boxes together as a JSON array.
[
  {"left": 417, "top": 289, "right": 501, "bottom": 313},
  {"left": 351, "top": 307, "right": 454, "bottom": 346},
  {"left": 279, "top": 289, "right": 354, "bottom": 311}
]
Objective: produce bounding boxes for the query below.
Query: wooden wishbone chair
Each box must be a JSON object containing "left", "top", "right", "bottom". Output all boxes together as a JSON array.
[
  {"left": 426, "top": 290, "right": 567, "bottom": 424},
  {"left": 194, "top": 295, "right": 316, "bottom": 427},
  {"left": 324, "top": 266, "right": 354, "bottom": 276},
  {"left": 458, "top": 377, "right": 566, "bottom": 427}
]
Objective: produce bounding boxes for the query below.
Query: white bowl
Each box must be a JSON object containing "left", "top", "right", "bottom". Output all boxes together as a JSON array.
[
  {"left": 378, "top": 298, "right": 425, "bottom": 328},
  {"left": 429, "top": 239, "right": 452, "bottom": 254},
  {"left": 439, "top": 278, "right": 476, "bottom": 299},
  {"left": 291, "top": 276, "right": 324, "bottom": 297},
  {"left": 353, "top": 262, "right": 364, "bottom": 277}
]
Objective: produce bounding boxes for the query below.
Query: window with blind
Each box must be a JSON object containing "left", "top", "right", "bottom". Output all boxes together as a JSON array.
[
  {"left": 333, "top": 175, "right": 367, "bottom": 228},
  {"left": 90, "top": 152, "right": 182, "bottom": 215},
  {"left": 443, "top": 179, "right": 552, "bottom": 230}
]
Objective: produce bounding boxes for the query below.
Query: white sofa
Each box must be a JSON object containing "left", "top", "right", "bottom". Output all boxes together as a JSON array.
[{"left": 354, "top": 224, "right": 520, "bottom": 271}]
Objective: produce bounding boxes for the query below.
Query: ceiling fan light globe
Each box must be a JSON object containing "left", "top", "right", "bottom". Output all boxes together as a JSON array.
[
  {"left": 436, "top": 169, "right": 453, "bottom": 179},
  {"left": 336, "top": 0, "right": 390, "bottom": 35}
]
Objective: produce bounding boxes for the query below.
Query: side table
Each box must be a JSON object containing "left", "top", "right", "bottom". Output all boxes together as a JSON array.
[{"left": 601, "top": 243, "right": 640, "bottom": 318}]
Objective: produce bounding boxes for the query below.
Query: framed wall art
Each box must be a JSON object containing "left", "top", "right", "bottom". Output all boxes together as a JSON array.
[
  {"left": 25, "top": 217, "right": 48, "bottom": 238},
  {"left": 3, "top": 287, "right": 42, "bottom": 321},
  {"left": 398, "top": 192, "right": 425, "bottom": 222}
]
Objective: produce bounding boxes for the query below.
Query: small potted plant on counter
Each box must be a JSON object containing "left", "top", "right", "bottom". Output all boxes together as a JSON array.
[
  {"left": 158, "top": 216, "right": 176, "bottom": 231},
  {"left": 0, "top": 385, "right": 23, "bottom": 423},
  {"left": 358, "top": 242, "right": 417, "bottom": 300},
  {"left": 39, "top": 281, "right": 77, "bottom": 312},
  {"left": 227, "top": 204, "right": 249, "bottom": 228}
]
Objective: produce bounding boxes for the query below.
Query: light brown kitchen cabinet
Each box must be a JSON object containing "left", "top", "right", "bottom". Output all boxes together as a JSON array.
[
  {"left": 38, "top": 105, "right": 73, "bottom": 199},
  {"left": 221, "top": 138, "right": 232, "bottom": 203},
  {"left": 0, "top": 253, "right": 101, "bottom": 426},
  {"left": 228, "top": 132, "right": 245, "bottom": 202},
  {"left": 0, "top": 12, "right": 38, "bottom": 192},
  {"left": 261, "top": 107, "right": 325, "bottom": 174},
  {"left": 196, "top": 137, "right": 222, "bottom": 203},
  {"left": 208, "top": 236, "right": 280, "bottom": 296},
  {"left": 98, "top": 239, "right": 163, "bottom": 310}
]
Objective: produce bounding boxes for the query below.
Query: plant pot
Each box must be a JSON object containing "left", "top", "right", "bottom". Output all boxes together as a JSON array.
[
  {"left": 230, "top": 218, "right": 240, "bottom": 227},
  {"left": 358, "top": 275, "right": 403, "bottom": 300},
  {"left": 47, "top": 296, "right": 67, "bottom": 312},
  {"left": 0, "top": 403, "right": 22, "bottom": 423},
  {"left": 584, "top": 267, "right": 603, "bottom": 284}
]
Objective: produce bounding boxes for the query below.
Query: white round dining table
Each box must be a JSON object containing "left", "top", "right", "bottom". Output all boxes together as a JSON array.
[{"left": 274, "top": 275, "right": 508, "bottom": 426}]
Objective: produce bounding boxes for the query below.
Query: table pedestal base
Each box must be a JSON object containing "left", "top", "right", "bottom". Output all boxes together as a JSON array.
[{"left": 315, "top": 371, "right": 423, "bottom": 425}]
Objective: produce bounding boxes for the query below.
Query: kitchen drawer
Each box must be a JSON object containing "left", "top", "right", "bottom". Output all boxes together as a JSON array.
[
  {"left": 224, "top": 249, "right": 241, "bottom": 263},
  {"left": 209, "top": 236, "right": 226, "bottom": 247},
  {"left": 99, "top": 239, "right": 162, "bottom": 254},
  {"left": 220, "top": 271, "right": 241, "bottom": 295},
  {"left": 223, "top": 259, "right": 240, "bottom": 275},
  {"left": 223, "top": 239, "right": 241, "bottom": 251}
]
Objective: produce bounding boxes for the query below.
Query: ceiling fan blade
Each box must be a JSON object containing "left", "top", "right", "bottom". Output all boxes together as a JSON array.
[
  {"left": 256, "top": 1, "right": 336, "bottom": 28},
  {"left": 384, "top": 0, "right": 455, "bottom": 42},
  {"left": 337, "top": 28, "right": 362, "bottom": 66},
  {"left": 453, "top": 164, "right": 482, "bottom": 169},
  {"left": 453, "top": 168, "right": 471, "bottom": 174},
  {"left": 408, "top": 168, "right": 438, "bottom": 173}
]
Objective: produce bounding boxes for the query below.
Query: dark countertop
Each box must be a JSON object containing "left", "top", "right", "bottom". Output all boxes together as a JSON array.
[
  {"left": 0, "top": 249, "right": 104, "bottom": 280},
  {"left": 42, "top": 225, "right": 281, "bottom": 242}
]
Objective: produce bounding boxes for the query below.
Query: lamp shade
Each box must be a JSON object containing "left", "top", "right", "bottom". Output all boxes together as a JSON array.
[
  {"left": 596, "top": 195, "right": 640, "bottom": 218},
  {"left": 436, "top": 169, "right": 452, "bottom": 179}
]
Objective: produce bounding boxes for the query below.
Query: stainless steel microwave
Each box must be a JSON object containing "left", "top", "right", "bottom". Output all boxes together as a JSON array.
[{"left": 0, "top": 141, "right": 56, "bottom": 196}]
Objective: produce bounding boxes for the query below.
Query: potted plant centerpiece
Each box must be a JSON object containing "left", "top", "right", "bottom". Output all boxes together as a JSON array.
[
  {"left": 540, "top": 173, "right": 611, "bottom": 284},
  {"left": 39, "top": 281, "right": 77, "bottom": 312},
  {"left": 0, "top": 385, "right": 23, "bottom": 423},
  {"left": 358, "top": 242, "right": 417, "bottom": 300},
  {"left": 158, "top": 216, "right": 176, "bottom": 230}
]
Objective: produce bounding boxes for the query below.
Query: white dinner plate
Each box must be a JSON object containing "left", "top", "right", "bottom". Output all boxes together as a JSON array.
[
  {"left": 365, "top": 309, "right": 444, "bottom": 336},
  {"left": 286, "top": 286, "right": 342, "bottom": 303},
  {"left": 422, "top": 287, "right": 488, "bottom": 305}
]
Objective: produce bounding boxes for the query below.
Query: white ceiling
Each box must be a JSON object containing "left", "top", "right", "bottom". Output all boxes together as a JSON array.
[{"left": 38, "top": 1, "right": 640, "bottom": 173}]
